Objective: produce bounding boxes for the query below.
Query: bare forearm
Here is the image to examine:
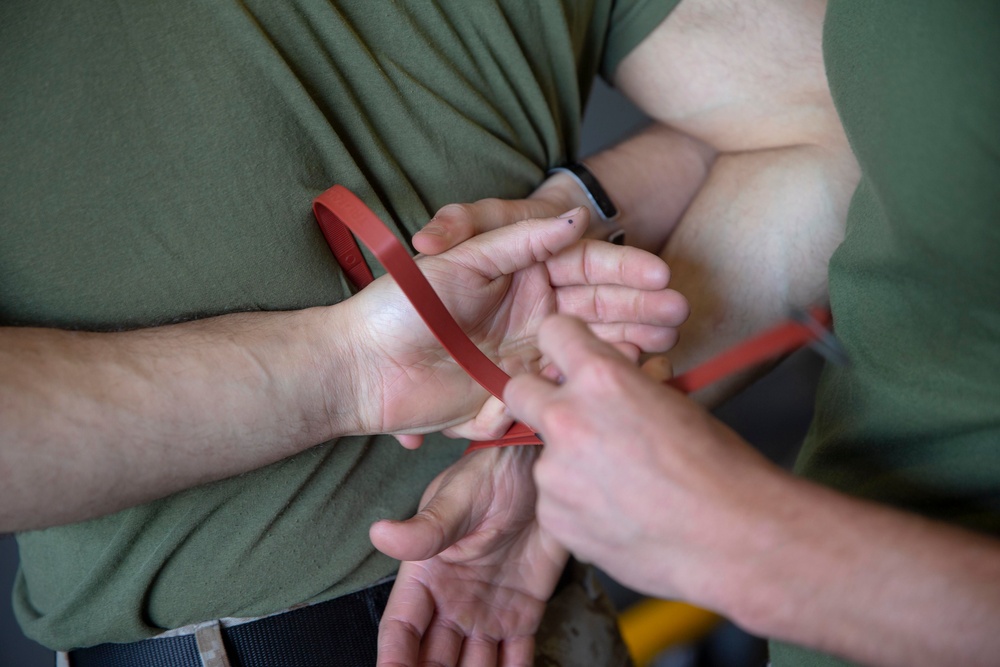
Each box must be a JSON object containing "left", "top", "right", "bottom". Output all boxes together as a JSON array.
[
  {"left": 715, "top": 470, "right": 1000, "bottom": 667},
  {"left": 0, "top": 306, "right": 362, "bottom": 531},
  {"left": 600, "top": 0, "right": 858, "bottom": 403},
  {"left": 663, "top": 143, "right": 858, "bottom": 403}
]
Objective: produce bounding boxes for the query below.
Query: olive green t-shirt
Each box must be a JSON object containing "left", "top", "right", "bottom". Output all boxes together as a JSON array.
[
  {"left": 0, "top": 0, "right": 677, "bottom": 650},
  {"left": 771, "top": 1, "right": 1000, "bottom": 665}
]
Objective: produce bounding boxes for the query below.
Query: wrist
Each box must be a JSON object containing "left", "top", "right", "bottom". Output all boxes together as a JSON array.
[
  {"left": 309, "top": 300, "right": 376, "bottom": 438},
  {"left": 696, "top": 467, "right": 826, "bottom": 636},
  {"left": 528, "top": 172, "right": 583, "bottom": 215},
  {"left": 532, "top": 165, "right": 624, "bottom": 243}
]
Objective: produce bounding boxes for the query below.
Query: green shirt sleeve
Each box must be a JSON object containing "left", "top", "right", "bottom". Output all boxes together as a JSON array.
[{"left": 601, "top": 0, "right": 683, "bottom": 80}]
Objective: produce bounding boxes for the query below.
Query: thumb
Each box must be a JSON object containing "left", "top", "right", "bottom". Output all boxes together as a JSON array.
[
  {"left": 414, "top": 198, "right": 555, "bottom": 255},
  {"left": 447, "top": 207, "right": 589, "bottom": 281},
  {"left": 369, "top": 487, "right": 475, "bottom": 562},
  {"left": 641, "top": 355, "right": 674, "bottom": 382}
]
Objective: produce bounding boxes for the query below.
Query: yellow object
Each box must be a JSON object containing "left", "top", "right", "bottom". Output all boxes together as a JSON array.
[{"left": 618, "top": 598, "right": 722, "bottom": 667}]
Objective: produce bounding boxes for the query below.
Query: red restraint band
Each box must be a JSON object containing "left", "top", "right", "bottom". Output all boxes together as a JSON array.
[{"left": 313, "top": 185, "right": 832, "bottom": 451}]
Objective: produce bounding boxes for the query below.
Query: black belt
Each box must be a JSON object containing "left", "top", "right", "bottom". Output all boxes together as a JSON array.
[{"left": 68, "top": 579, "right": 393, "bottom": 667}]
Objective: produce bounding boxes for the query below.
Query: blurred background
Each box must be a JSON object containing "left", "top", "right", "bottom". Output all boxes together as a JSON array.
[{"left": 0, "top": 79, "right": 823, "bottom": 667}]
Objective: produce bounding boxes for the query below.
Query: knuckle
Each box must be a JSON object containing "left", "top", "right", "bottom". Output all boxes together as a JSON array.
[
  {"left": 578, "top": 355, "right": 631, "bottom": 392},
  {"left": 479, "top": 415, "right": 513, "bottom": 440},
  {"left": 590, "top": 288, "right": 605, "bottom": 321},
  {"left": 667, "top": 289, "right": 691, "bottom": 325},
  {"left": 474, "top": 197, "right": 506, "bottom": 222},
  {"left": 433, "top": 202, "right": 471, "bottom": 221},
  {"left": 538, "top": 399, "right": 584, "bottom": 439}
]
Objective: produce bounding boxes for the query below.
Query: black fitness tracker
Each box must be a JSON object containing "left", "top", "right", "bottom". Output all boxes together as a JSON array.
[{"left": 547, "top": 163, "right": 624, "bottom": 244}]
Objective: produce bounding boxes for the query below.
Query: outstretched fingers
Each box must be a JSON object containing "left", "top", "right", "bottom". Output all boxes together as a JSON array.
[
  {"left": 555, "top": 284, "right": 687, "bottom": 326},
  {"left": 547, "top": 241, "right": 687, "bottom": 353},
  {"left": 497, "top": 636, "right": 535, "bottom": 667},
  {"left": 545, "top": 239, "right": 671, "bottom": 291},
  {"left": 586, "top": 322, "right": 681, "bottom": 354},
  {"left": 377, "top": 579, "right": 434, "bottom": 667},
  {"left": 418, "top": 621, "right": 467, "bottom": 666}
]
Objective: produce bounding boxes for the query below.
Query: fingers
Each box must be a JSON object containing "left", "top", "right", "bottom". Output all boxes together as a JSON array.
[
  {"left": 549, "top": 251, "right": 688, "bottom": 354},
  {"left": 457, "top": 637, "right": 499, "bottom": 667},
  {"left": 441, "top": 208, "right": 589, "bottom": 282},
  {"left": 498, "top": 636, "right": 534, "bottom": 667},
  {"left": 414, "top": 198, "right": 557, "bottom": 255},
  {"left": 419, "top": 622, "right": 465, "bottom": 667},
  {"left": 441, "top": 396, "right": 516, "bottom": 441},
  {"left": 546, "top": 240, "right": 671, "bottom": 291},
  {"left": 504, "top": 316, "right": 627, "bottom": 428},
  {"left": 642, "top": 355, "right": 674, "bottom": 382},
  {"left": 587, "top": 322, "right": 680, "bottom": 354},
  {"left": 393, "top": 433, "right": 425, "bottom": 449},
  {"left": 536, "top": 315, "right": 631, "bottom": 380},
  {"left": 370, "top": 490, "right": 474, "bottom": 562},
  {"left": 536, "top": 340, "right": 639, "bottom": 383},
  {"left": 555, "top": 284, "right": 689, "bottom": 328},
  {"left": 502, "top": 373, "right": 559, "bottom": 435},
  {"left": 383, "top": 622, "right": 525, "bottom": 667},
  {"left": 380, "top": 618, "right": 528, "bottom": 667},
  {"left": 378, "top": 578, "right": 433, "bottom": 667}
]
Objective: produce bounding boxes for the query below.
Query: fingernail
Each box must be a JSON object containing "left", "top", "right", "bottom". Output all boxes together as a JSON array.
[
  {"left": 557, "top": 207, "right": 583, "bottom": 221},
  {"left": 419, "top": 223, "right": 444, "bottom": 236}
]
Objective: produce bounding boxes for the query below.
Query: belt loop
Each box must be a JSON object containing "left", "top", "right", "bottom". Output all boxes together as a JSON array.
[
  {"left": 194, "top": 621, "right": 232, "bottom": 667},
  {"left": 56, "top": 651, "right": 72, "bottom": 667}
]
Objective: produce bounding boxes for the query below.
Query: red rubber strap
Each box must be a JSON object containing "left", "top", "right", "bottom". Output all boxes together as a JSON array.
[
  {"left": 315, "top": 195, "right": 375, "bottom": 290},
  {"left": 313, "top": 185, "right": 513, "bottom": 401},
  {"left": 312, "top": 185, "right": 832, "bottom": 452},
  {"left": 666, "top": 307, "right": 833, "bottom": 394}
]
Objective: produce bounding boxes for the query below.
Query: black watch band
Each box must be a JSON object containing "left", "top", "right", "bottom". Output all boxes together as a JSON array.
[{"left": 547, "top": 163, "right": 620, "bottom": 222}]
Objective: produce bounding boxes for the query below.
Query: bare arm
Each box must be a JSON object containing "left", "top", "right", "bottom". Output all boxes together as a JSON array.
[
  {"left": 0, "top": 307, "right": 358, "bottom": 531},
  {"left": 418, "top": 2, "right": 856, "bottom": 393},
  {"left": 1, "top": 213, "right": 682, "bottom": 532},
  {"left": 507, "top": 1, "right": 999, "bottom": 665},
  {"left": 729, "top": 459, "right": 1000, "bottom": 667},
  {"left": 506, "top": 316, "right": 1000, "bottom": 667},
  {"left": 609, "top": 0, "right": 859, "bottom": 401}
]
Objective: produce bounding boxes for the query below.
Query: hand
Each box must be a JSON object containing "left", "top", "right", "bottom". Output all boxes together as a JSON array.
[
  {"left": 503, "top": 315, "right": 778, "bottom": 602},
  {"left": 371, "top": 446, "right": 567, "bottom": 667},
  {"left": 413, "top": 193, "right": 688, "bottom": 444},
  {"left": 410, "top": 182, "right": 597, "bottom": 257},
  {"left": 345, "top": 209, "right": 688, "bottom": 443}
]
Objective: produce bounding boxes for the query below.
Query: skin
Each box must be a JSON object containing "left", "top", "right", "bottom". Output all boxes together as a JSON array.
[
  {"left": 374, "top": 446, "right": 564, "bottom": 667},
  {"left": 6, "top": 1, "right": 917, "bottom": 665},
  {"left": 505, "top": 316, "right": 1000, "bottom": 667},
  {"left": 0, "top": 210, "right": 687, "bottom": 532},
  {"left": 386, "top": 1, "right": 1000, "bottom": 665},
  {"left": 372, "top": 1, "right": 857, "bottom": 665}
]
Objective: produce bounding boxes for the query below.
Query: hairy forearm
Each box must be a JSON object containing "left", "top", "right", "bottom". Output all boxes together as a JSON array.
[
  {"left": 714, "top": 469, "right": 1000, "bottom": 666},
  {"left": 0, "top": 306, "right": 362, "bottom": 531}
]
